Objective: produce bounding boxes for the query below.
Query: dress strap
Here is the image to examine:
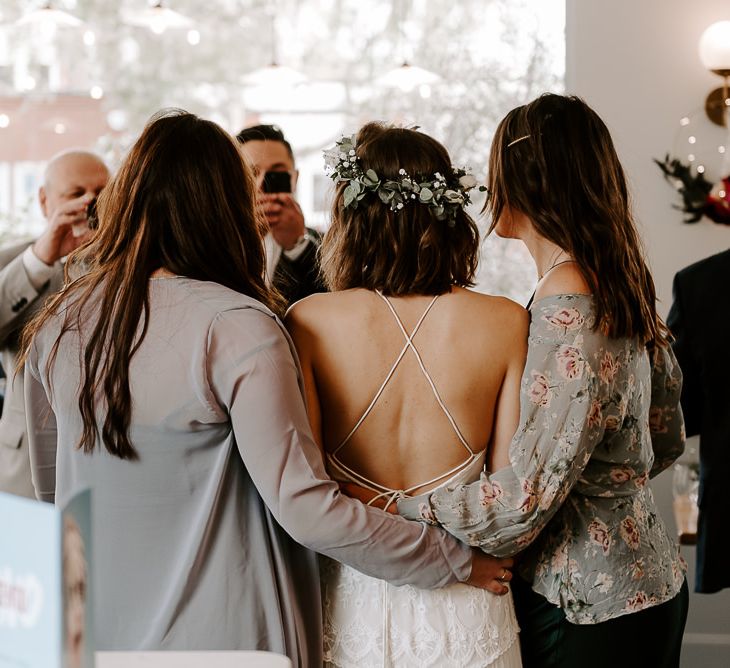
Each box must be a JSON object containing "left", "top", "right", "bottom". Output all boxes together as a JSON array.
[
  {"left": 377, "top": 292, "right": 475, "bottom": 456},
  {"left": 331, "top": 291, "right": 440, "bottom": 456},
  {"left": 329, "top": 290, "right": 479, "bottom": 506}
]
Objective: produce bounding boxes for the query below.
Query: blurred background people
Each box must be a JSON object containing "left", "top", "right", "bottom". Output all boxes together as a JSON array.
[
  {"left": 0, "top": 150, "right": 108, "bottom": 498},
  {"left": 668, "top": 250, "right": 730, "bottom": 595},
  {"left": 237, "top": 124, "right": 326, "bottom": 306}
]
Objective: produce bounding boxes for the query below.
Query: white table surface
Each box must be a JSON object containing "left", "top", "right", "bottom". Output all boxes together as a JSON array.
[{"left": 95, "top": 651, "right": 292, "bottom": 668}]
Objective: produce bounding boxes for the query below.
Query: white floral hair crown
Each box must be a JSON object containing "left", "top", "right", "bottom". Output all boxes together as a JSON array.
[{"left": 323, "top": 133, "right": 485, "bottom": 226}]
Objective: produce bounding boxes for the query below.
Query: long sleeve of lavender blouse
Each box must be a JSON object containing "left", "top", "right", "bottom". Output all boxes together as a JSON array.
[{"left": 25, "top": 277, "right": 472, "bottom": 666}]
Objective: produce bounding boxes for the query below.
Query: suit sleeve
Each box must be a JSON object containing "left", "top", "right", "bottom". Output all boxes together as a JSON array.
[
  {"left": 205, "top": 308, "right": 473, "bottom": 589},
  {"left": 666, "top": 273, "right": 700, "bottom": 438},
  {"left": 0, "top": 252, "right": 47, "bottom": 345},
  {"left": 273, "top": 230, "right": 326, "bottom": 305}
]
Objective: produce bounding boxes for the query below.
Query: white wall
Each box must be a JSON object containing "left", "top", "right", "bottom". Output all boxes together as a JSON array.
[
  {"left": 566, "top": 2, "right": 730, "bottom": 665},
  {"left": 567, "top": 0, "right": 730, "bottom": 316}
]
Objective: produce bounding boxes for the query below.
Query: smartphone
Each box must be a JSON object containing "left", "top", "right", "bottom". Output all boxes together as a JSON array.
[
  {"left": 262, "top": 171, "right": 292, "bottom": 193},
  {"left": 72, "top": 195, "right": 99, "bottom": 237},
  {"left": 86, "top": 196, "right": 99, "bottom": 230}
]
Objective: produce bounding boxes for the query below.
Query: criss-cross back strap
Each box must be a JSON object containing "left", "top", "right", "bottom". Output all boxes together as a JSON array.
[
  {"left": 332, "top": 291, "right": 474, "bottom": 459},
  {"left": 327, "top": 450, "right": 482, "bottom": 511},
  {"left": 332, "top": 292, "right": 440, "bottom": 456},
  {"left": 376, "top": 291, "right": 474, "bottom": 456}
]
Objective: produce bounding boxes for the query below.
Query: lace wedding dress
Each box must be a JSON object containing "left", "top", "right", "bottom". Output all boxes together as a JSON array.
[{"left": 320, "top": 292, "right": 522, "bottom": 667}]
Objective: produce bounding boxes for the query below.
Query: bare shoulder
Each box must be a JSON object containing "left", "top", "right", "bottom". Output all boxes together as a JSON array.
[
  {"left": 535, "top": 262, "right": 591, "bottom": 301},
  {"left": 457, "top": 288, "right": 529, "bottom": 330},
  {"left": 285, "top": 292, "right": 328, "bottom": 326},
  {"left": 285, "top": 290, "right": 362, "bottom": 334}
]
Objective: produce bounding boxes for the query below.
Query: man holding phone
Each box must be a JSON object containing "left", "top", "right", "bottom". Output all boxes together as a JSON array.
[
  {"left": 237, "top": 124, "right": 325, "bottom": 305},
  {"left": 0, "top": 149, "right": 108, "bottom": 498}
]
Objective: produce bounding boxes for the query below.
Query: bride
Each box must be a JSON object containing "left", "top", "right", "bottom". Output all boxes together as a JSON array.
[{"left": 286, "top": 123, "right": 526, "bottom": 667}]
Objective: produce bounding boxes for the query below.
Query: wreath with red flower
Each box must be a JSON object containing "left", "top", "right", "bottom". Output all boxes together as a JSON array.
[{"left": 655, "top": 154, "right": 730, "bottom": 224}]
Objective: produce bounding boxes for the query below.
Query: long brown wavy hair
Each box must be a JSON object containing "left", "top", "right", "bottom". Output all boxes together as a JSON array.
[
  {"left": 487, "top": 94, "right": 667, "bottom": 345},
  {"left": 19, "top": 109, "right": 282, "bottom": 460},
  {"left": 320, "top": 122, "right": 480, "bottom": 296}
]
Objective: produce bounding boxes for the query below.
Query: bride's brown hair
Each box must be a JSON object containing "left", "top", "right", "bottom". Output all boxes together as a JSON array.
[
  {"left": 320, "top": 122, "right": 480, "bottom": 296},
  {"left": 19, "top": 109, "right": 281, "bottom": 460},
  {"left": 487, "top": 94, "right": 668, "bottom": 346}
]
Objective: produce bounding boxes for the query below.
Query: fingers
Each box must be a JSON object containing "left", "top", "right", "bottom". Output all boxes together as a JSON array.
[
  {"left": 258, "top": 195, "right": 306, "bottom": 250},
  {"left": 263, "top": 209, "right": 282, "bottom": 221},
  {"left": 485, "top": 580, "right": 510, "bottom": 596},
  {"left": 50, "top": 195, "right": 94, "bottom": 230},
  {"left": 466, "top": 552, "right": 515, "bottom": 595},
  {"left": 260, "top": 199, "right": 282, "bottom": 228},
  {"left": 260, "top": 194, "right": 301, "bottom": 217},
  {"left": 488, "top": 565, "right": 512, "bottom": 595}
]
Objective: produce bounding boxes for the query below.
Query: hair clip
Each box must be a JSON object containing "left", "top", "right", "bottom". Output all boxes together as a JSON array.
[{"left": 507, "top": 134, "right": 531, "bottom": 148}]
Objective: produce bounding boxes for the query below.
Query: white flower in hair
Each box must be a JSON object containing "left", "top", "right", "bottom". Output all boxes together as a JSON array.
[
  {"left": 323, "top": 147, "right": 343, "bottom": 174},
  {"left": 458, "top": 173, "right": 478, "bottom": 190}
]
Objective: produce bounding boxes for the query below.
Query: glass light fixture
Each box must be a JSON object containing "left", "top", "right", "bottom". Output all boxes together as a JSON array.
[
  {"left": 15, "top": 1, "right": 82, "bottom": 28},
  {"left": 376, "top": 61, "right": 440, "bottom": 92},
  {"left": 376, "top": 0, "right": 440, "bottom": 93},
  {"left": 122, "top": 1, "right": 193, "bottom": 34},
  {"left": 107, "top": 109, "right": 129, "bottom": 131},
  {"left": 20, "top": 74, "right": 37, "bottom": 91},
  {"left": 243, "top": 11, "right": 307, "bottom": 88},
  {"left": 699, "top": 21, "right": 730, "bottom": 71},
  {"left": 699, "top": 21, "right": 730, "bottom": 127},
  {"left": 244, "top": 63, "right": 307, "bottom": 87}
]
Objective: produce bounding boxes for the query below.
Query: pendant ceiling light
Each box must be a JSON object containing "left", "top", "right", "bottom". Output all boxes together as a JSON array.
[
  {"left": 377, "top": 0, "right": 439, "bottom": 92},
  {"left": 244, "top": 63, "right": 307, "bottom": 87},
  {"left": 15, "top": 2, "right": 82, "bottom": 28},
  {"left": 122, "top": 1, "right": 193, "bottom": 35},
  {"left": 377, "top": 61, "right": 440, "bottom": 91},
  {"left": 243, "top": 9, "right": 306, "bottom": 88}
]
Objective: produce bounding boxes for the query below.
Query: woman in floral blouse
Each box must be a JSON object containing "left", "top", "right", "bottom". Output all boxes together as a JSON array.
[{"left": 398, "top": 94, "right": 689, "bottom": 667}]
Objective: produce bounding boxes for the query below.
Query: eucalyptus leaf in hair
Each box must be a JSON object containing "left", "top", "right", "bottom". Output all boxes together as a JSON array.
[{"left": 323, "top": 132, "right": 485, "bottom": 225}]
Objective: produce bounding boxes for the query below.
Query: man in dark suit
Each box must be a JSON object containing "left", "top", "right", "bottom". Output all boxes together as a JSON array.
[
  {"left": 237, "top": 124, "right": 325, "bottom": 306},
  {"left": 667, "top": 248, "right": 730, "bottom": 593},
  {"left": 0, "top": 150, "right": 108, "bottom": 497}
]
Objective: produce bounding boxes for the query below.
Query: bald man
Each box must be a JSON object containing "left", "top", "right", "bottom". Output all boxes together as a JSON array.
[{"left": 0, "top": 150, "right": 108, "bottom": 498}]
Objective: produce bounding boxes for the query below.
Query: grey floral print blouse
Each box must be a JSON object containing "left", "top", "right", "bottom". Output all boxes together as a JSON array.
[{"left": 399, "top": 294, "right": 687, "bottom": 624}]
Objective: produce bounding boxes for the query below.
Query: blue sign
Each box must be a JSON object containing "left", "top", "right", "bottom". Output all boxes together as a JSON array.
[{"left": 0, "top": 490, "right": 93, "bottom": 668}]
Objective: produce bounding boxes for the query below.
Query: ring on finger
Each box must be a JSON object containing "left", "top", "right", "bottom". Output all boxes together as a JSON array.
[{"left": 497, "top": 567, "right": 509, "bottom": 583}]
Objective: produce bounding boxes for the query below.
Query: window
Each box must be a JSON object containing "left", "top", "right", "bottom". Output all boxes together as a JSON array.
[{"left": 0, "top": 0, "right": 564, "bottom": 302}]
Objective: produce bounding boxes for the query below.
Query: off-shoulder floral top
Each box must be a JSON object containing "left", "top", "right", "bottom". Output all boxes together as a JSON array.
[{"left": 398, "top": 294, "right": 687, "bottom": 624}]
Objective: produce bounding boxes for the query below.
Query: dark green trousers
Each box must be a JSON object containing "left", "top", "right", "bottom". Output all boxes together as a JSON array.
[{"left": 511, "top": 576, "right": 689, "bottom": 668}]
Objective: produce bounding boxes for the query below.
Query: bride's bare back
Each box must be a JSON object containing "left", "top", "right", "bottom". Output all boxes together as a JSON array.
[{"left": 286, "top": 286, "right": 528, "bottom": 493}]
